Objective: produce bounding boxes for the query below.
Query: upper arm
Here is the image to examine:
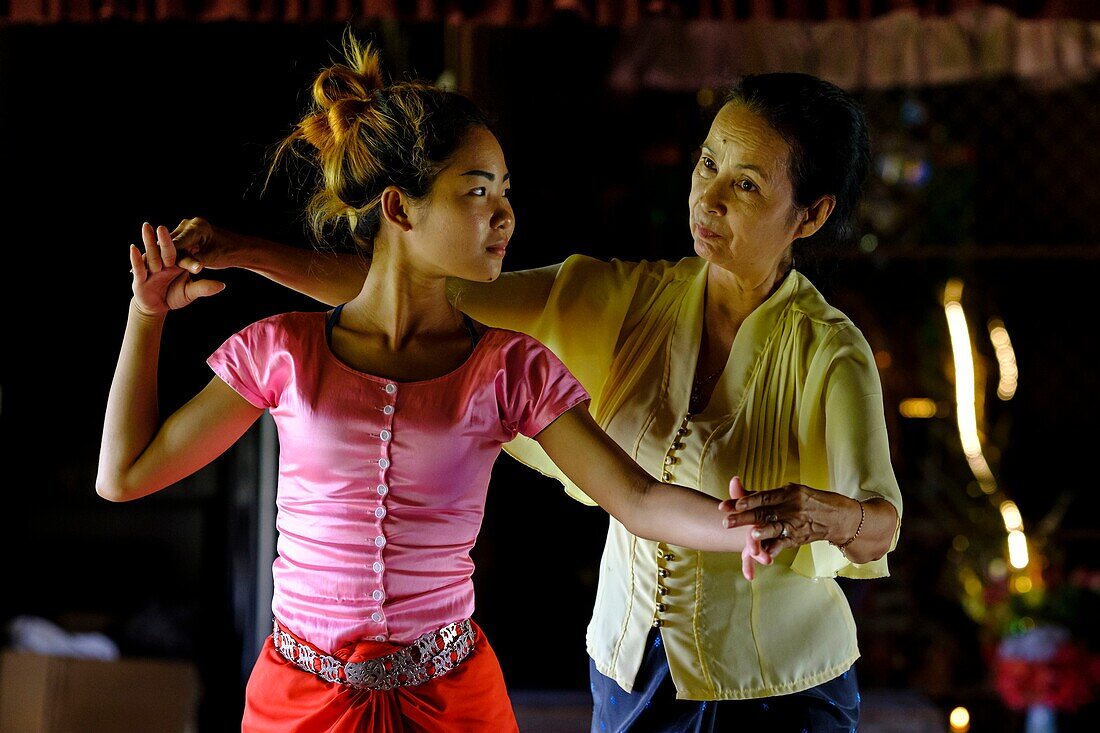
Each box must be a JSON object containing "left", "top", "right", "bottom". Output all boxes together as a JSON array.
[
  {"left": 820, "top": 329, "right": 903, "bottom": 520},
  {"left": 448, "top": 264, "right": 561, "bottom": 334},
  {"left": 534, "top": 403, "right": 651, "bottom": 515},
  {"left": 122, "top": 377, "right": 264, "bottom": 500}
]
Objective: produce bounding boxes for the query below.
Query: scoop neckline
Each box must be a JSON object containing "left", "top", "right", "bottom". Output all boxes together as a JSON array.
[{"left": 318, "top": 310, "right": 495, "bottom": 386}]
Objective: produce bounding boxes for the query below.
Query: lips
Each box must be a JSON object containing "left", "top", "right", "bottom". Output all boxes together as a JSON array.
[
  {"left": 486, "top": 241, "right": 508, "bottom": 256},
  {"left": 694, "top": 222, "right": 723, "bottom": 241}
]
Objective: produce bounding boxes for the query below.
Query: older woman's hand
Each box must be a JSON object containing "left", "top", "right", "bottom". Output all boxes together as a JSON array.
[
  {"left": 721, "top": 483, "right": 862, "bottom": 558},
  {"left": 171, "top": 217, "right": 241, "bottom": 273}
]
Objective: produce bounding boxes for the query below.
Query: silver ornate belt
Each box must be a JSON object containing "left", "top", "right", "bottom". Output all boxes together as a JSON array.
[{"left": 272, "top": 618, "right": 476, "bottom": 690}]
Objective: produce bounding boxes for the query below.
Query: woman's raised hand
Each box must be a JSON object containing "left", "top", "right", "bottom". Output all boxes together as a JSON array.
[
  {"left": 130, "top": 222, "right": 225, "bottom": 317},
  {"left": 170, "top": 217, "right": 238, "bottom": 274}
]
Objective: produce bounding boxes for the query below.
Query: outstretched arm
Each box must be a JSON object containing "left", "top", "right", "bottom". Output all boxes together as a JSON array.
[
  {"left": 171, "top": 218, "right": 560, "bottom": 330},
  {"left": 96, "top": 224, "right": 263, "bottom": 502},
  {"left": 171, "top": 217, "right": 368, "bottom": 306},
  {"left": 535, "top": 403, "right": 772, "bottom": 564}
]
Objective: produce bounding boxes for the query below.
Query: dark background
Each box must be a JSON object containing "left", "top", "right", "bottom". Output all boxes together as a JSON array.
[{"left": 2, "top": 20, "right": 1097, "bottom": 731}]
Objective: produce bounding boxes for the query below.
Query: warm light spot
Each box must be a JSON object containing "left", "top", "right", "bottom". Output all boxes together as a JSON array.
[
  {"left": 875, "top": 350, "right": 892, "bottom": 369},
  {"left": 949, "top": 706, "right": 971, "bottom": 732},
  {"left": 1013, "top": 576, "right": 1034, "bottom": 594},
  {"left": 696, "top": 88, "right": 715, "bottom": 108},
  {"left": 988, "top": 319, "right": 1018, "bottom": 400},
  {"left": 899, "top": 398, "right": 936, "bottom": 418},
  {"left": 1008, "top": 530, "right": 1030, "bottom": 570},
  {"left": 999, "top": 501, "right": 1024, "bottom": 532},
  {"left": 860, "top": 234, "right": 879, "bottom": 253},
  {"left": 953, "top": 535, "right": 970, "bottom": 553}
]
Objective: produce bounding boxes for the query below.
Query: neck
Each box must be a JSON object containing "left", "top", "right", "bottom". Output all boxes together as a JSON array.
[
  {"left": 341, "top": 240, "right": 460, "bottom": 350},
  {"left": 704, "top": 259, "right": 790, "bottom": 328}
]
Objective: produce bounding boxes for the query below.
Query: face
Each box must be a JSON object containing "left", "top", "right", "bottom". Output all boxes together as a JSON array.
[
  {"left": 689, "top": 103, "right": 805, "bottom": 284},
  {"left": 408, "top": 126, "right": 514, "bottom": 282}
]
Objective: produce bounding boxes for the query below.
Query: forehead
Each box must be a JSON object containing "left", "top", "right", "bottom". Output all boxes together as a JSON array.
[
  {"left": 444, "top": 126, "right": 507, "bottom": 171},
  {"left": 704, "top": 103, "right": 790, "bottom": 175}
]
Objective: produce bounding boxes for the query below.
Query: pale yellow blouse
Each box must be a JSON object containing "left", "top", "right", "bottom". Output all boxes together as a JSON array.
[{"left": 453, "top": 255, "right": 902, "bottom": 700}]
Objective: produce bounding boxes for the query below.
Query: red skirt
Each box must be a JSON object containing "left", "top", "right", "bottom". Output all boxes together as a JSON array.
[{"left": 242, "top": 620, "right": 519, "bottom": 732}]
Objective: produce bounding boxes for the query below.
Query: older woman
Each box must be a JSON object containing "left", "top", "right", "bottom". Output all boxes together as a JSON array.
[{"left": 175, "top": 73, "right": 901, "bottom": 731}]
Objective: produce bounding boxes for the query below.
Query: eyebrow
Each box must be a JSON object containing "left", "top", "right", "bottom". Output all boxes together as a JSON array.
[
  {"left": 461, "top": 170, "right": 511, "bottom": 182},
  {"left": 700, "top": 144, "right": 770, "bottom": 183}
]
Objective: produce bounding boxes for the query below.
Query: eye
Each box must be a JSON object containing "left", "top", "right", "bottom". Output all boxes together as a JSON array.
[
  {"left": 738, "top": 179, "right": 758, "bottom": 192},
  {"left": 699, "top": 156, "right": 717, "bottom": 172},
  {"left": 470, "top": 187, "right": 487, "bottom": 196}
]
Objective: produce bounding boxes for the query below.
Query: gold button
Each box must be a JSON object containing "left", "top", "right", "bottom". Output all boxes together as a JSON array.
[
  {"left": 676, "top": 428, "right": 687, "bottom": 437},
  {"left": 664, "top": 456, "right": 677, "bottom": 466},
  {"left": 652, "top": 619, "right": 663, "bottom": 628},
  {"left": 661, "top": 472, "right": 671, "bottom": 482},
  {"left": 658, "top": 568, "right": 670, "bottom": 578},
  {"left": 671, "top": 442, "right": 684, "bottom": 450},
  {"left": 658, "top": 585, "right": 669, "bottom": 595},
  {"left": 663, "top": 553, "right": 675, "bottom": 562},
  {"left": 656, "top": 603, "right": 667, "bottom": 612}
]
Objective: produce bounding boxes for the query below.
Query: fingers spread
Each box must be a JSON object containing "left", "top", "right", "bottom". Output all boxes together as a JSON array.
[
  {"left": 128, "top": 244, "right": 146, "bottom": 281},
  {"left": 141, "top": 222, "right": 163, "bottom": 272},
  {"left": 157, "top": 225, "right": 177, "bottom": 269}
]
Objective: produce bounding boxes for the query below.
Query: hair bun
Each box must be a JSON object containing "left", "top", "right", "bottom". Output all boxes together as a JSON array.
[{"left": 311, "top": 37, "right": 385, "bottom": 111}]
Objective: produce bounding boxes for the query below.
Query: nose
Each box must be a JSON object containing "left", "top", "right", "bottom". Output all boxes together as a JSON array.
[
  {"left": 698, "top": 183, "right": 725, "bottom": 217},
  {"left": 492, "top": 199, "right": 514, "bottom": 235}
]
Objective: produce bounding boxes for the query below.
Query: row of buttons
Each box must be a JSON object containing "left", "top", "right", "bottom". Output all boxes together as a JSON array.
[
  {"left": 371, "top": 382, "right": 398, "bottom": 637},
  {"left": 654, "top": 413, "right": 691, "bottom": 628},
  {"left": 660, "top": 413, "right": 692, "bottom": 483}
]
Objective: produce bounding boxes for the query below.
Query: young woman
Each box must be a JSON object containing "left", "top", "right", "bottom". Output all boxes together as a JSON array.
[{"left": 96, "top": 37, "right": 764, "bottom": 732}]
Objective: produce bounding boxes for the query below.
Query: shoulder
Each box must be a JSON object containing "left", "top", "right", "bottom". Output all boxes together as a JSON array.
[
  {"left": 223, "top": 311, "right": 324, "bottom": 350},
  {"left": 557, "top": 254, "right": 703, "bottom": 286},
  {"left": 786, "top": 273, "right": 869, "bottom": 346}
]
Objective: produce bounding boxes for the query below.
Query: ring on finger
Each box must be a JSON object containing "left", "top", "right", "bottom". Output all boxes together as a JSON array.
[{"left": 765, "top": 513, "right": 778, "bottom": 524}]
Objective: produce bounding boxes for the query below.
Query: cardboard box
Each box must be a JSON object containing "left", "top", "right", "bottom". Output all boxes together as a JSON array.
[{"left": 0, "top": 650, "right": 199, "bottom": 733}]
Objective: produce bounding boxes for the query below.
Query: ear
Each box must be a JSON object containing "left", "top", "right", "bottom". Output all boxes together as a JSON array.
[
  {"left": 793, "top": 195, "right": 836, "bottom": 241},
  {"left": 379, "top": 187, "right": 413, "bottom": 233}
]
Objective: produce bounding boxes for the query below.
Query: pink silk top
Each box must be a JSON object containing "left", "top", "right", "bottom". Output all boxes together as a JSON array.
[{"left": 208, "top": 311, "right": 589, "bottom": 652}]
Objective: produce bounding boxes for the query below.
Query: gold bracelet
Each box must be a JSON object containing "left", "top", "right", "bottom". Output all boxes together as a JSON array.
[{"left": 834, "top": 500, "right": 865, "bottom": 559}]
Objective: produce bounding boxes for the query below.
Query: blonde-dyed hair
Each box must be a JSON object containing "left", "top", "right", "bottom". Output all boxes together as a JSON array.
[{"left": 273, "top": 31, "right": 492, "bottom": 251}]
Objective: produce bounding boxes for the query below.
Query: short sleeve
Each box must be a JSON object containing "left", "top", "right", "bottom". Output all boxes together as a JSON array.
[
  {"left": 497, "top": 334, "right": 591, "bottom": 439},
  {"left": 792, "top": 325, "right": 903, "bottom": 580},
  {"left": 206, "top": 318, "right": 292, "bottom": 410}
]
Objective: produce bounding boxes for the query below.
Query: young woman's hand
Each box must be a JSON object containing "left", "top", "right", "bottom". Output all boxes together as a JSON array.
[{"left": 130, "top": 222, "right": 224, "bottom": 317}]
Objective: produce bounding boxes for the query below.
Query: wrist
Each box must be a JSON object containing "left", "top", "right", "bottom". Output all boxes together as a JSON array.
[
  {"left": 830, "top": 497, "right": 865, "bottom": 553},
  {"left": 130, "top": 298, "right": 168, "bottom": 324}
]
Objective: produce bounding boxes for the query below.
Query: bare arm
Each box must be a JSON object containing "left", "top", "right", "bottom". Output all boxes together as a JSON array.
[
  {"left": 171, "top": 218, "right": 560, "bottom": 327},
  {"left": 535, "top": 403, "right": 763, "bottom": 554},
  {"left": 171, "top": 218, "right": 368, "bottom": 306},
  {"left": 96, "top": 224, "right": 264, "bottom": 502}
]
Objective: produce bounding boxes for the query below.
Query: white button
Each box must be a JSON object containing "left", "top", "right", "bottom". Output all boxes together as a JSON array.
[
  {"left": 379, "top": 429, "right": 391, "bottom": 441},
  {"left": 371, "top": 612, "right": 383, "bottom": 622},
  {"left": 384, "top": 384, "right": 396, "bottom": 394},
  {"left": 383, "top": 405, "right": 395, "bottom": 415},
  {"left": 373, "top": 635, "right": 386, "bottom": 642},
  {"left": 376, "top": 484, "right": 388, "bottom": 495},
  {"left": 372, "top": 590, "right": 384, "bottom": 601},
  {"left": 378, "top": 458, "right": 390, "bottom": 469},
  {"left": 372, "top": 561, "right": 384, "bottom": 573},
  {"left": 375, "top": 507, "right": 386, "bottom": 519},
  {"left": 375, "top": 535, "right": 386, "bottom": 547}
]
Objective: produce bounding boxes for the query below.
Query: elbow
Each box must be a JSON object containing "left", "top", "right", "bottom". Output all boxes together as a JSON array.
[{"left": 95, "top": 475, "right": 134, "bottom": 503}]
